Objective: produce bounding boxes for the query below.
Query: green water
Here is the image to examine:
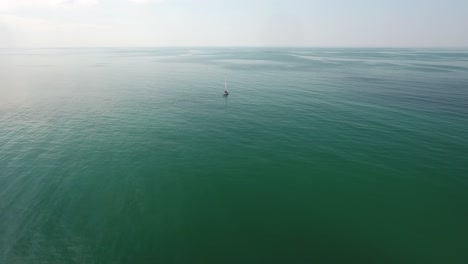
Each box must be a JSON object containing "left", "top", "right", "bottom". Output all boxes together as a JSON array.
[{"left": 1, "top": 48, "right": 467, "bottom": 263}]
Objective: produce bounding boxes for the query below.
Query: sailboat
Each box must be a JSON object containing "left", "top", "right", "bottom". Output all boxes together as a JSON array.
[{"left": 223, "top": 76, "right": 229, "bottom": 96}]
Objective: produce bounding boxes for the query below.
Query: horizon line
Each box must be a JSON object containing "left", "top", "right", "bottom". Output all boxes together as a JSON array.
[{"left": 1, "top": 45, "right": 468, "bottom": 50}]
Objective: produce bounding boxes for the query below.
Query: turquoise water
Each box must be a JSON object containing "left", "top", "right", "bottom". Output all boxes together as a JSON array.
[{"left": 1, "top": 48, "right": 467, "bottom": 263}]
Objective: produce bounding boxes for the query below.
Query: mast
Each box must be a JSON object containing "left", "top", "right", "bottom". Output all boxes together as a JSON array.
[{"left": 225, "top": 76, "right": 227, "bottom": 91}]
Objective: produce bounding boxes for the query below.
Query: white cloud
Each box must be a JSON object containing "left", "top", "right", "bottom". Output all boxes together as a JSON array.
[
  {"left": 0, "top": 14, "right": 110, "bottom": 47},
  {"left": 0, "top": 0, "right": 98, "bottom": 10},
  {"left": 0, "top": 14, "right": 162, "bottom": 48},
  {"left": 128, "top": 0, "right": 164, "bottom": 4}
]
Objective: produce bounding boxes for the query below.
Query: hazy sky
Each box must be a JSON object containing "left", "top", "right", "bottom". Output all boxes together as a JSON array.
[{"left": 0, "top": 0, "right": 467, "bottom": 48}]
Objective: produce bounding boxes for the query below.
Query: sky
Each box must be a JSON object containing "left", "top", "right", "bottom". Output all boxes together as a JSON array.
[{"left": 0, "top": 0, "right": 467, "bottom": 48}]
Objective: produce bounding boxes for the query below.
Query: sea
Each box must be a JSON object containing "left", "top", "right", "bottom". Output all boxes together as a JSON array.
[{"left": 1, "top": 48, "right": 467, "bottom": 263}]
